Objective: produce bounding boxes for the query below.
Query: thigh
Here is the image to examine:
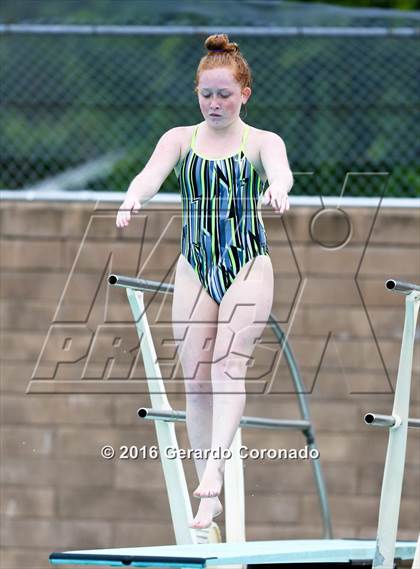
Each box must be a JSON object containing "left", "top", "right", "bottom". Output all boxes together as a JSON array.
[
  {"left": 172, "top": 254, "right": 219, "bottom": 382},
  {"left": 213, "top": 255, "right": 274, "bottom": 367}
]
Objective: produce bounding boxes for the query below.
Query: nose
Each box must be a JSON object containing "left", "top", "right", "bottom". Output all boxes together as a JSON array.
[{"left": 208, "top": 95, "right": 221, "bottom": 107}]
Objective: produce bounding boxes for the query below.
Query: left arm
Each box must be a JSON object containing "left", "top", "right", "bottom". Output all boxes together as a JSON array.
[{"left": 260, "top": 132, "right": 294, "bottom": 214}]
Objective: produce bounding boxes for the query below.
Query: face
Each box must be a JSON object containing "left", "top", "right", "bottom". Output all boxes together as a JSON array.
[{"left": 197, "top": 67, "right": 251, "bottom": 127}]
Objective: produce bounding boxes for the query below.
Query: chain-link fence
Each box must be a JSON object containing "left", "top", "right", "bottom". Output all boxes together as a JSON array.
[{"left": 1, "top": 24, "right": 418, "bottom": 197}]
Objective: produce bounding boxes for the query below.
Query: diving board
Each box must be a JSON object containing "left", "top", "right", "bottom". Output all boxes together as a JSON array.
[{"left": 49, "top": 539, "right": 416, "bottom": 567}]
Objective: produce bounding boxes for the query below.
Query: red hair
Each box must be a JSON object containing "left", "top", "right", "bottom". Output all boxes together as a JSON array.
[{"left": 194, "top": 34, "right": 252, "bottom": 93}]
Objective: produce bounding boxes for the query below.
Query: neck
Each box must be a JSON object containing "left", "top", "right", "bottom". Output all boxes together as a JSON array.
[{"left": 203, "top": 118, "right": 244, "bottom": 137}]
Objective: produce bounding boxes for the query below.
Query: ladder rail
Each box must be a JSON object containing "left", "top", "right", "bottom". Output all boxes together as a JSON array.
[
  {"left": 126, "top": 287, "right": 197, "bottom": 545},
  {"left": 138, "top": 408, "right": 312, "bottom": 431},
  {"left": 366, "top": 280, "right": 420, "bottom": 569}
]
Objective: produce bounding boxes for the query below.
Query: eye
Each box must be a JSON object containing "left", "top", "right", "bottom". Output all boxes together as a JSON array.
[
  {"left": 221, "top": 93, "right": 230, "bottom": 98},
  {"left": 202, "top": 94, "right": 211, "bottom": 98}
]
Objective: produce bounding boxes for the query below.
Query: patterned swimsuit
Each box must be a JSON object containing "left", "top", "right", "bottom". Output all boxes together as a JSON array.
[{"left": 175, "top": 123, "right": 270, "bottom": 305}]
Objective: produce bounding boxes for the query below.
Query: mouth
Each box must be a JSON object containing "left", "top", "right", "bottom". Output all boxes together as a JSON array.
[{"left": 209, "top": 113, "right": 221, "bottom": 117}]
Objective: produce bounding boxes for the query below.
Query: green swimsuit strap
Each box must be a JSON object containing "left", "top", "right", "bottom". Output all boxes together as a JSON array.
[
  {"left": 239, "top": 124, "right": 250, "bottom": 154},
  {"left": 191, "top": 124, "right": 199, "bottom": 151}
]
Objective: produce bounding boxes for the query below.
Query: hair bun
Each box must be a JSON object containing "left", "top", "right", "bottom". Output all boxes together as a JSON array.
[
  {"left": 196, "top": 33, "right": 251, "bottom": 91},
  {"left": 205, "top": 34, "right": 239, "bottom": 54}
]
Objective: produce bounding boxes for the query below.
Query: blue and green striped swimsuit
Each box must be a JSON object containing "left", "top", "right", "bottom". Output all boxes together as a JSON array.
[{"left": 175, "top": 123, "right": 270, "bottom": 305}]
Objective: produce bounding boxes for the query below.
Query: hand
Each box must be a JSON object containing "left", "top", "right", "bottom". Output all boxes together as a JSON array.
[
  {"left": 262, "top": 185, "right": 290, "bottom": 215},
  {"left": 116, "top": 197, "right": 141, "bottom": 228}
]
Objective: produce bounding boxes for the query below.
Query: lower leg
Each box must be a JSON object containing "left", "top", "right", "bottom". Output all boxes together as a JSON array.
[
  {"left": 193, "top": 359, "right": 246, "bottom": 498},
  {"left": 185, "top": 388, "right": 223, "bottom": 527}
]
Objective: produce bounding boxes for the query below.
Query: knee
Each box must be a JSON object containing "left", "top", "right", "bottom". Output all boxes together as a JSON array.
[{"left": 211, "top": 357, "right": 247, "bottom": 383}]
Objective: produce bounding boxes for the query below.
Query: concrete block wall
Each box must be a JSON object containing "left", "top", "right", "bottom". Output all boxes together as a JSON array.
[{"left": 0, "top": 199, "right": 419, "bottom": 568}]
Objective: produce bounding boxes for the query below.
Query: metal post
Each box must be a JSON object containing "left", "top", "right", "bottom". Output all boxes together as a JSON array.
[
  {"left": 125, "top": 287, "right": 197, "bottom": 545},
  {"left": 372, "top": 281, "right": 420, "bottom": 568}
]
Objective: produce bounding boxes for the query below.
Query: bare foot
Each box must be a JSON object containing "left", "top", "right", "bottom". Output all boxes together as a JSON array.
[
  {"left": 193, "top": 463, "right": 224, "bottom": 498},
  {"left": 189, "top": 497, "right": 223, "bottom": 529}
]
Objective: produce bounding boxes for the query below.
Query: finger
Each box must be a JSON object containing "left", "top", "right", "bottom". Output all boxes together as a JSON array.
[
  {"left": 272, "top": 196, "right": 281, "bottom": 213},
  {"left": 279, "top": 196, "right": 286, "bottom": 214},
  {"left": 117, "top": 211, "right": 130, "bottom": 227},
  {"left": 279, "top": 195, "right": 289, "bottom": 214}
]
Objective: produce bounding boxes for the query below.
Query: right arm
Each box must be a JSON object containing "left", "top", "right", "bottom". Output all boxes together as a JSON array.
[{"left": 116, "top": 127, "right": 183, "bottom": 228}]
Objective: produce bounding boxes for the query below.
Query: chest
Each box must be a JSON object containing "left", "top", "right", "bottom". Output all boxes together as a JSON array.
[{"left": 180, "top": 126, "right": 267, "bottom": 183}]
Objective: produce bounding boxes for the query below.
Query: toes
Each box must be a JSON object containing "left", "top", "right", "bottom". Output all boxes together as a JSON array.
[
  {"left": 190, "top": 518, "right": 210, "bottom": 529},
  {"left": 193, "top": 485, "right": 222, "bottom": 498}
]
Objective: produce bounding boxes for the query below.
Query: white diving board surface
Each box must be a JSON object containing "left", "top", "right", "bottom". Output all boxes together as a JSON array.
[{"left": 49, "top": 539, "right": 416, "bottom": 567}]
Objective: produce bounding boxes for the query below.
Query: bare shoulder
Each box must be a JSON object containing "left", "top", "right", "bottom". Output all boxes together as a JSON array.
[
  {"left": 174, "top": 125, "right": 198, "bottom": 155},
  {"left": 164, "top": 125, "right": 196, "bottom": 145},
  {"left": 160, "top": 126, "right": 190, "bottom": 144},
  {"left": 250, "top": 127, "right": 286, "bottom": 149},
  {"left": 155, "top": 126, "right": 194, "bottom": 162}
]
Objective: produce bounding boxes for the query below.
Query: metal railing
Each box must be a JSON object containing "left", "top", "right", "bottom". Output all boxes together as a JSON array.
[{"left": 365, "top": 279, "right": 420, "bottom": 569}]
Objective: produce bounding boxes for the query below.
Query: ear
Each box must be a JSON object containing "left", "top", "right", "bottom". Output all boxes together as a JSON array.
[{"left": 242, "top": 86, "right": 251, "bottom": 104}]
